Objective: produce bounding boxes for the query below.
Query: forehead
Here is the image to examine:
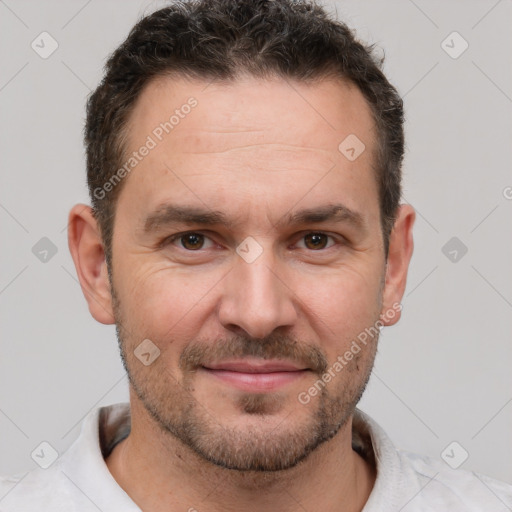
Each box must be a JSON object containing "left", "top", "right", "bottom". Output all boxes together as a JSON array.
[
  {"left": 129, "top": 73, "right": 376, "bottom": 152},
  {"left": 116, "top": 74, "right": 379, "bottom": 231}
]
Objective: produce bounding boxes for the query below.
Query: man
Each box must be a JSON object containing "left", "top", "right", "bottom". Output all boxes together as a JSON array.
[{"left": 1, "top": 0, "right": 510, "bottom": 510}]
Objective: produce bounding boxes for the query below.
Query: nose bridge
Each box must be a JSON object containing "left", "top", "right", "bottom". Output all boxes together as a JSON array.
[{"left": 218, "top": 243, "right": 297, "bottom": 338}]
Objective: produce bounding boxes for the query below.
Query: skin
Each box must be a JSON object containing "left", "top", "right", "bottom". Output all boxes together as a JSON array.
[{"left": 68, "top": 75, "right": 415, "bottom": 512}]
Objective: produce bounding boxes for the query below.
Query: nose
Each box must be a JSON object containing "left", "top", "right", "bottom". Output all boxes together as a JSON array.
[{"left": 218, "top": 249, "right": 298, "bottom": 339}]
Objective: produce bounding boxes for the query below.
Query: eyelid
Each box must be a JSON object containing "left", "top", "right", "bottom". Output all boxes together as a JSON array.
[
  {"left": 163, "top": 230, "right": 217, "bottom": 250},
  {"left": 292, "top": 231, "right": 343, "bottom": 250}
]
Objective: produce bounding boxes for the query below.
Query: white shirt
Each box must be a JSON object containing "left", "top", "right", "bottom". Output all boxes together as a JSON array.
[{"left": 1, "top": 402, "right": 510, "bottom": 511}]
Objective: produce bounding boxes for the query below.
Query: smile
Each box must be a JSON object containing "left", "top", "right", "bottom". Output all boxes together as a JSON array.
[{"left": 200, "top": 358, "right": 310, "bottom": 392}]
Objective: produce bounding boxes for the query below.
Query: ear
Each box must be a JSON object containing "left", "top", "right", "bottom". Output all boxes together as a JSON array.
[
  {"left": 380, "top": 204, "right": 415, "bottom": 326},
  {"left": 67, "top": 204, "right": 115, "bottom": 324}
]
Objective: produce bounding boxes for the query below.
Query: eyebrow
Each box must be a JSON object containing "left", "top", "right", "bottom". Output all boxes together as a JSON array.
[
  {"left": 142, "top": 203, "right": 365, "bottom": 233},
  {"left": 143, "top": 205, "right": 236, "bottom": 232},
  {"left": 278, "top": 204, "right": 365, "bottom": 230}
]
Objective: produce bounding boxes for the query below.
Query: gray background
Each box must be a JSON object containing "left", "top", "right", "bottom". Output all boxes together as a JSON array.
[{"left": 1, "top": 0, "right": 511, "bottom": 486}]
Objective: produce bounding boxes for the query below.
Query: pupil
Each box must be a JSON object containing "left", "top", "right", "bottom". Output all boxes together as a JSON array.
[
  {"left": 306, "top": 233, "right": 326, "bottom": 250},
  {"left": 183, "top": 233, "right": 203, "bottom": 250}
]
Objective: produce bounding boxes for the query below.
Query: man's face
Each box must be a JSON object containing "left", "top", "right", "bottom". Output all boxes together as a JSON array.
[{"left": 109, "top": 75, "right": 389, "bottom": 471}]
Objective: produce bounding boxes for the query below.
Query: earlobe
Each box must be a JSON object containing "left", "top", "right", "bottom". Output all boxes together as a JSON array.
[
  {"left": 67, "top": 204, "right": 115, "bottom": 325},
  {"left": 380, "top": 204, "right": 415, "bottom": 327}
]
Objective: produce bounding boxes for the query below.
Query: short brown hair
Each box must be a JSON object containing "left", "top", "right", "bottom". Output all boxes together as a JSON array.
[{"left": 85, "top": 0, "right": 404, "bottom": 271}]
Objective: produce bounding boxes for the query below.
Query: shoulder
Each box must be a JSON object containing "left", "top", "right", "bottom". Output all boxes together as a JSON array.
[
  {"left": 353, "top": 409, "right": 512, "bottom": 511},
  {"left": 398, "top": 449, "right": 512, "bottom": 511},
  {"left": 0, "top": 464, "right": 87, "bottom": 512},
  {"left": 0, "top": 403, "right": 134, "bottom": 512}
]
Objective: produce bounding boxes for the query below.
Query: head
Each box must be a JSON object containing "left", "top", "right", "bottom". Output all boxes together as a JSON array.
[
  {"left": 85, "top": 0, "right": 405, "bottom": 269},
  {"left": 69, "top": 0, "right": 414, "bottom": 472}
]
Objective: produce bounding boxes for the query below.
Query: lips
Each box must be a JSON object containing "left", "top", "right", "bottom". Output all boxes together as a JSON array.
[
  {"left": 200, "top": 358, "right": 309, "bottom": 392},
  {"left": 202, "top": 358, "right": 307, "bottom": 373}
]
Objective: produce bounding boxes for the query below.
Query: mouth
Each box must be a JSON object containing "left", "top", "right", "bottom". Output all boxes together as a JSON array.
[{"left": 200, "top": 358, "right": 310, "bottom": 392}]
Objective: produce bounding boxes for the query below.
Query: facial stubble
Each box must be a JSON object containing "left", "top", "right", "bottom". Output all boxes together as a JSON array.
[{"left": 110, "top": 282, "right": 379, "bottom": 473}]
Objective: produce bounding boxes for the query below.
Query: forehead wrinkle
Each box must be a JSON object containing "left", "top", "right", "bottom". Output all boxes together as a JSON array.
[
  {"left": 172, "top": 145, "right": 337, "bottom": 178},
  {"left": 178, "top": 142, "right": 335, "bottom": 157}
]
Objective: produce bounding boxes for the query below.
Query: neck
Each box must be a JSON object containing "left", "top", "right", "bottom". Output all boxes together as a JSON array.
[{"left": 106, "top": 400, "right": 376, "bottom": 512}]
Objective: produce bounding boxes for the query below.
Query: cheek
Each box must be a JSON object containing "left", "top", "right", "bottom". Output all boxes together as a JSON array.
[
  {"left": 295, "top": 265, "right": 383, "bottom": 330},
  {"left": 290, "top": 268, "right": 383, "bottom": 371},
  {"left": 118, "top": 264, "right": 222, "bottom": 344}
]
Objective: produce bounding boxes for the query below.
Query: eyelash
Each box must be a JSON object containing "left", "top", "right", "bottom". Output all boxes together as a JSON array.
[{"left": 162, "top": 231, "right": 344, "bottom": 252}]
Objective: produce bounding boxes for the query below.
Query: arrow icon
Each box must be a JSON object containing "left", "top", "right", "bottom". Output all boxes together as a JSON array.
[
  {"left": 135, "top": 339, "right": 160, "bottom": 365},
  {"left": 442, "top": 237, "right": 467, "bottom": 263},
  {"left": 31, "top": 31, "right": 59, "bottom": 59},
  {"left": 236, "top": 236, "right": 263, "bottom": 263},
  {"left": 31, "top": 441, "right": 58, "bottom": 468},
  {"left": 32, "top": 237, "right": 58, "bottom": 262},
  {"left": 441, "top": 32, "right": 468, "bottom": 60},
  {"left": 338, "top": 134, "right": 365, "bottom": 161},
  {"left": 440, "top": 441, "right": 468, "bottom": 469}
]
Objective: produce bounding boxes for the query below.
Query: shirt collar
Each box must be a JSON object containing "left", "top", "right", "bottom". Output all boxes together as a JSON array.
[{"left": 64, "top": 402, "right": 414, "bottom": 512}]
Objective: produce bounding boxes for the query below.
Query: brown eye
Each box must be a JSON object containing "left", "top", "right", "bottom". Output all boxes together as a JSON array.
[
  {"left": 180, "top": 233, "right": 205, "bottom": 250},
  {"left": 303, "top": 233, "right": 329, "bottom": 250}
]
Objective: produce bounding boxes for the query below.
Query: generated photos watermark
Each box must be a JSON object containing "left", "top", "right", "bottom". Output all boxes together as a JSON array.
[
  {"left": 297, "top": 302, "right": 402, "bottom": 405},
  {"left": 94, "top": 97, "right": 198, "bottom": 200}
]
